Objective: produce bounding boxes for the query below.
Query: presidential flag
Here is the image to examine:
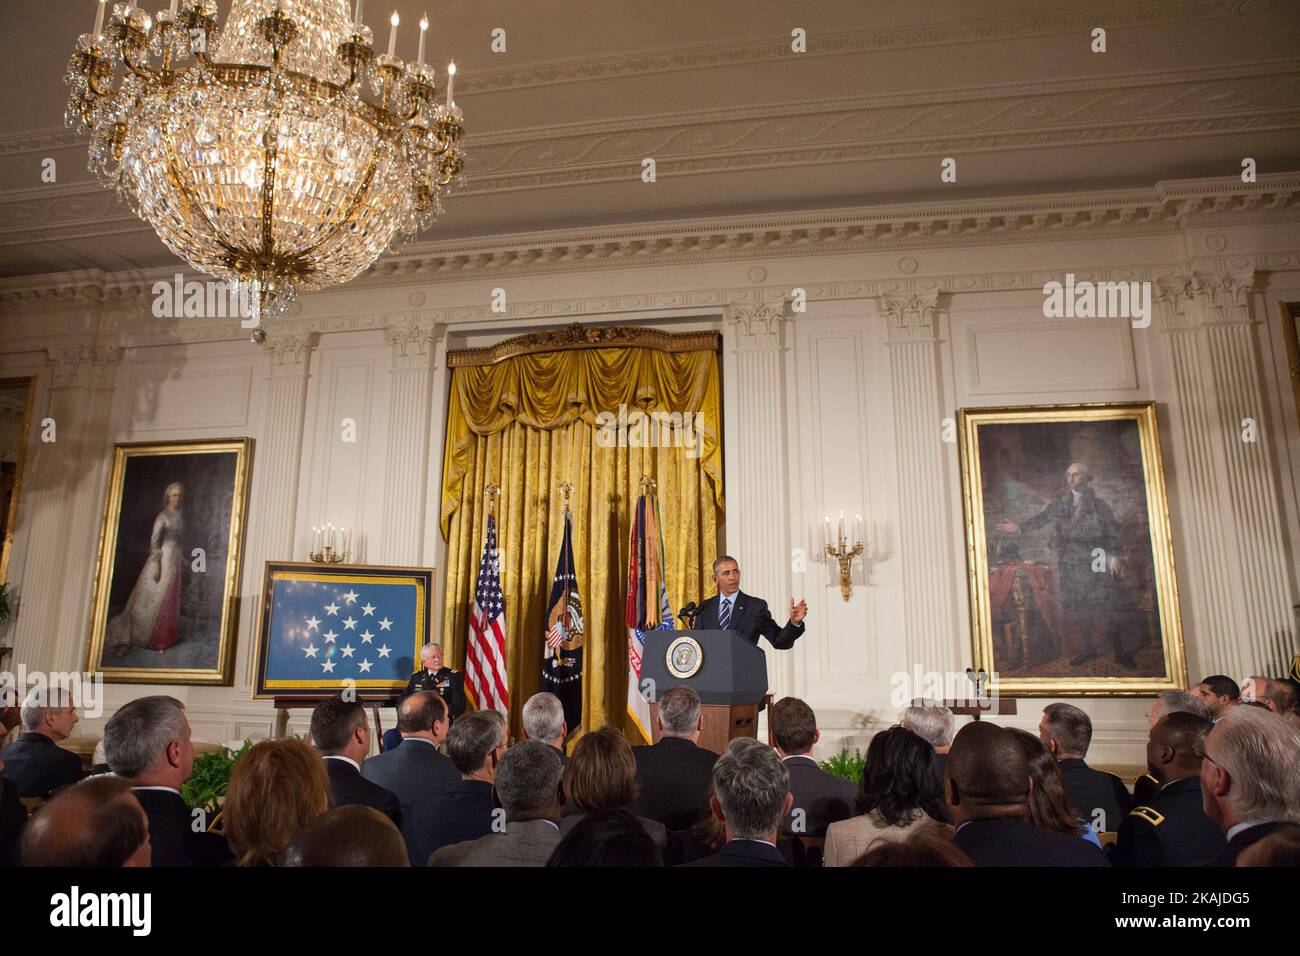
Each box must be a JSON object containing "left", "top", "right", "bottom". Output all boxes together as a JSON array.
[
  {"left": 542, "top": 507, "right": 584, "bottom": 733},
  {"left": 626, "top": 492, "right": 675, "bottom": 743},
  {"left": 465, "top": 513, "right": 509, "bottom": 716}
]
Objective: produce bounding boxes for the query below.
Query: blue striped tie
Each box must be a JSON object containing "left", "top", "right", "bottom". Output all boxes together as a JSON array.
[{"left": 719, "top": 597, "right": 731, "bottom": 630}]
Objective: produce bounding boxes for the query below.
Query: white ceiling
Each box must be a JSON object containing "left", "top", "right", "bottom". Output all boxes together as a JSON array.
[{"left": 0, "top": 0, "right": 1297, "bottom": 278}]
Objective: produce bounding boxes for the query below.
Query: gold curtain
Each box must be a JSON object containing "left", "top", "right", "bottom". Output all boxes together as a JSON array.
[{"left": 440, "top": 339, "right": 723, "bottom": 738}]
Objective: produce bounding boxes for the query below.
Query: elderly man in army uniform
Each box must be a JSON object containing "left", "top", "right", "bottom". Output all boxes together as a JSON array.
[
  {"left": 996, "top": 461, "right": 1133, "bottom": 668},
  {"left": 1112, "top": 712, "right": 1225, "bottom": 866},
  {"left": 404, "top": 643, "right": 466, "bottom": 721}
]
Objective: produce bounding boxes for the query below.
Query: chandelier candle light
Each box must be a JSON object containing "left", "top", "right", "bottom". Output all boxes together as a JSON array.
[{"left": 65, "top": 0, "right": 467, "bottom": 321}]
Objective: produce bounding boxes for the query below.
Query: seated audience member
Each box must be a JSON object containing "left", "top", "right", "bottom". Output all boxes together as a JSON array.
[
  {"left": 1199, "top": 705, "right": 1300, "bottom": 865},
  {"left": 224, "top": 738, "right": 331, "bottom": 867},
  {"left": 1236, "top": 823, "right": 1300, "bottom": 867},
  {"left": 310, "top": 696, "right": 400, "bottom": 827},
  {"left": 361, "top": 691, "right": 459, "bottom": 865},
  {"left": 1147, "top": 690, "right": 1209, "bottom": 729},
  {"left": 102, "top": 695, "right": 231, "bottom": 867},
  {"left": 523, "top": 692, "right": 569, "bottom": 765},
  {"left": 770, "top": 697, "right": 856, "bottom": 837},
  {"left": 0, "top": 687, "right": 83, "bottom": 799},
  {"left": 631, "top": 685, "right": 718, "bottom": 830},
  {"left": 1039, "top": 702, "right": 1131, "bottom": 832},
  {"left": 1251, "top": 677, "right": 1299, "bottom": 729},
  {"left": 547, "top": 807, "right": 660, "bottom": 867},
  {"left": 901, "top": 702, "right": 956, "bottom": 782},
  {"left": 947, "top": 722, "right": 1108, "bottom": 866},
  {"left": 1008, "top": 729, "right": 1102, "bottom": 847},
  {"left": 1, "top": 685, "right": 19, "bottom": 740},
  {"left": 683, "top": 738, "right": 792, "bottom": 867},
  {"left": 283, "top": 805, "right": 410, "bottom": 867},
  {"left": 1193, "top": 675, "right": 1240, "bottom": 720},
  {"left": 0, "top": 757, "right": 27, "bottom": 867},
  {"left": 1113, "top": 712, "right": 1224, "bottom": 867},
  {"left": 855, "top": 824, "right": 975, "bottom": 868},
  {"left": 424, "top": 709, "right": 507, "bottom": 855},
  {"left": 430, "top": 739, "right": 564, "bottom": 867},
  {"left": 558, "top": 725, "right": 666, "bottom": 852},
  {"left": 20, "top": 775, "right": 151, "bottom": 867},
  {"left": 824, "top": 726, "right": 951, "bottom": 867}
]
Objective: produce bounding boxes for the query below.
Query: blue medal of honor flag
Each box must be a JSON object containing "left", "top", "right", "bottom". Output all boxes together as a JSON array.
[{"left": 257, "top": 566, "right": 429, "bottom": 696}]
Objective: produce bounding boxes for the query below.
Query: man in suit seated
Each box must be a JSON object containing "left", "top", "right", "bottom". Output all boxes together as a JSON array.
[
  {"left": 310, "top": 697, "right": 400, "bottom": 827},
  {"left": 430, "top": 740, "right": 565, "bottom": 867},
  {"left": 102, "top": 695, "right": 232, "bottom": 867},
  {"left": 770, "top": 697, "right": 855, "bottom": 837},
  {"left": 1113, "top": 712, "right": 1224, "bottom": 866},
  {"left": 947, "top": 721, "right": 1108, "bottom": 866},
  {"left": 902, "top": 702, "right": 956, "bottom": 783},
  {"left": 1199, "top": 704, "right": 1300, "bottom": 865},
  {"left": 20, "top": 775, "right": 152, "bottom": 867},
  {"left": 683, "top": 738, "right": 792, "bottom": 867},
  {"left": 0, "top": 687, "right": 83, "bottom": 799},
  {"left": 361, "top": 691, "right": 459, "bottom": 866},
  {"left": 424, "top": 710, "right": 507, "bottom": 857},
  {"left": 697, "top": 555, "right": 807, "bottom": 650},
  {"left": 631, "top": 685, "right": 718, "bottom": 830},
  {"left": 1039, "top": 702, "right": 1131, "bottom": 833},
  {"left": 523, "top": 692, "right": 568, "bottom": 766},
  {"left": 385, "top": 643, "right": 470, "bottom": 753},
  {"left": 283, "top": 805, "right": 410, "bottom": 867}
]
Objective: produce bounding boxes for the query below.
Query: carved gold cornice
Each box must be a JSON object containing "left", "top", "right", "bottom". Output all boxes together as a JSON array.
[{"left": 446, "top": 322, "right": 720, "bottom": 367}]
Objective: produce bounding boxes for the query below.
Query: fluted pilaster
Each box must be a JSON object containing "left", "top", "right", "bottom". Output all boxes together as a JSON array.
[
  {"left": 1156, "top": 270, "right": 1295, "bottom": 677},
  {"left": 381, "top": 319, "right": 440, "bottom": 564},
  {"left": 880, "top": 291, "right": 959, "bottom": 674},
  {"left": 13, "top": 345, "right": 122, "bottom": 673},
  {"left": 728, "top": 301, "right": 793, "bottom": 701}
]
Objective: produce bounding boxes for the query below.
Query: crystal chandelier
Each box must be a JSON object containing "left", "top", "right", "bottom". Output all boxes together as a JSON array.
[{"left": 65, "top": 0, "right": 466, "bottom": 318}]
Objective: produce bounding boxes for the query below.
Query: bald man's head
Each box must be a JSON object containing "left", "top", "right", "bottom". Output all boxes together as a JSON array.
[
  {"left": 21, "top": 776, "right": 151, "bottom": 867},
  {"left": 945, "top": 722, "right": 1029, "bottom": 823},
  {"left": 283, "top": 805, "right": 409, "bottom": 867},
  {"left": 1147, "top": 711, "right": 1212, "bottom": 783}
]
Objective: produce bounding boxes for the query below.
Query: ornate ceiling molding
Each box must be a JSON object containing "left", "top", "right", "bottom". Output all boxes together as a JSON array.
[
  {"left": 3, "top": 58, "right": 1296, "bottom": 253},
  {"left": 1, "top": 176, "right": 1298, "bottom": 320}
]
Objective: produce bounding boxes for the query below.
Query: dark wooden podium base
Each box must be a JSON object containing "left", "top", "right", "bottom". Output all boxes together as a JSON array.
[{"left": 649, "top": 702, "right": 759, "bottom": 755}]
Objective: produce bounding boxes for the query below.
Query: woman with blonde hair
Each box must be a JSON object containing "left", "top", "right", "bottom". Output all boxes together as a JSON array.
[{"left": 224, "top": 738, "right": 330, "bottom": 866}]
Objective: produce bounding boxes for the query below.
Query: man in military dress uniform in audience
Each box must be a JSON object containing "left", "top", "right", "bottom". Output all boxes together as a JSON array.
[
  {"left": 1113, "top": 712, "right": 1225, "bottom": 867},
  {"left": 405, "top": 643, "right": 467, "bottom": 721}
]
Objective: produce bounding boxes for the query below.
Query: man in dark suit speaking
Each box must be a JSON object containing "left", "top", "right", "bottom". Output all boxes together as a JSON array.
[{"left": 697, "top": 555, "right": 807, "bottom": 649}]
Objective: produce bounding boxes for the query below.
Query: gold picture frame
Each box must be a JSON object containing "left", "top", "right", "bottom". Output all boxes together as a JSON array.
[
  {"left": 958, "top": 402, "right": 1185, "bottom": 696},
  {"left": 86, "top": 439, "right": 253, "bottom": 685}
]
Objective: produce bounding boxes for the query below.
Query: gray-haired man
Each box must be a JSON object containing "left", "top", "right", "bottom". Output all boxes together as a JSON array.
[
  {"left": 0, "top": 687, "right": 83, "bottom": 799},
  {"left": 429, "top": 740, "right": 565, "bottom": 867},
  {"left": 103, "top": 695, "right": 232, "bottom": 866},
  {"left": 683, "top": 738, "right": 792, "bottom": 867},
  {"left": 631, "top": 685, "right": 719, "bottom": 830}
]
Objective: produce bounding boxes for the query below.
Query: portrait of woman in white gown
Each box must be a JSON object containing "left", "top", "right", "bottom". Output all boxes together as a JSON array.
[
  {"left": 106, "top": 481, "right": 184, "bottom": 657},
  {"left": 88, "top": 439, "right": 251, "bottom": 684}
]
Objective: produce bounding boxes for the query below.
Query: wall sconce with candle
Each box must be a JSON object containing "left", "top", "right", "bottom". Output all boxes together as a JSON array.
[
  {"left": 310, "top": 522, "right": 351, "bottom": 564},
  {"left": 822, "top": 511, "right": 865, "bottom": 602}
]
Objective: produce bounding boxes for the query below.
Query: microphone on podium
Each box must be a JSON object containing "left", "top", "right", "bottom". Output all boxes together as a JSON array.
[{"left": 677, "top": 602, "right": 699, "bottom": 628}]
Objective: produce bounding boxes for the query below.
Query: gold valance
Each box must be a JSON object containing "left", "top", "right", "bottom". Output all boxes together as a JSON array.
[{"left": 440, "top": 326, "right": 723, "bottom": 537}]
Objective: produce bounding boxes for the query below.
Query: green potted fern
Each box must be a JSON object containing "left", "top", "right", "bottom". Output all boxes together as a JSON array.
[
  {"left": 182, "top": 741, "right": 253, "bottom": 818},
  {"left": 819, "top": 747, "right": 865, "bottom": 786}
]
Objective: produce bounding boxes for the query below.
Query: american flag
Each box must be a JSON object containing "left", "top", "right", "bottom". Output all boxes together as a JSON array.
[{"left": 466, "top": 513, "right": 509, "bottom": 716}]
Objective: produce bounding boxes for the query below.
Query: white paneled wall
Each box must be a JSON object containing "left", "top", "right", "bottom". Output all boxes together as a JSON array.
[{"left": 2, "top": 184, "right": 1298, "bottom": 765}]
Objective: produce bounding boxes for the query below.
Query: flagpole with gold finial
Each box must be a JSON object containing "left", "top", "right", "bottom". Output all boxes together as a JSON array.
[{"left": 484, "top": 482, "right": 500, "bottom": 519}]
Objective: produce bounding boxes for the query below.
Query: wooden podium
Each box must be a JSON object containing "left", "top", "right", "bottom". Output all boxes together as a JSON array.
[{"left": 640, "top": 629, "right": 768, "bottom": 755}]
